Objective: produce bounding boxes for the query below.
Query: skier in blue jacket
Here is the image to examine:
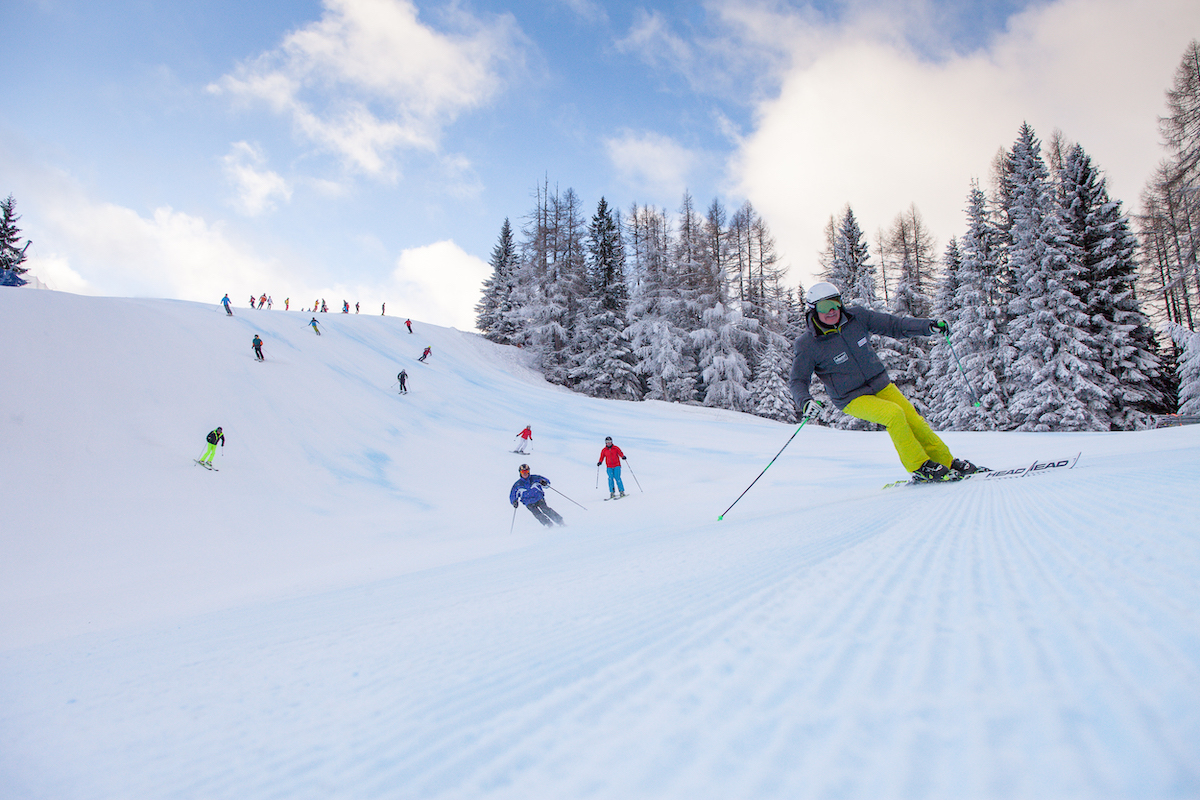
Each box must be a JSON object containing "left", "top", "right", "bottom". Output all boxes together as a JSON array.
[{"left": 509, "top": 463, "right": 565, "bottom": 527}]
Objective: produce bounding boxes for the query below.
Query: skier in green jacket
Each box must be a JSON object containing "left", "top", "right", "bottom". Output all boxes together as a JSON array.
[{"left": 198, "top": 427, "right": 224, "bottom": 468}]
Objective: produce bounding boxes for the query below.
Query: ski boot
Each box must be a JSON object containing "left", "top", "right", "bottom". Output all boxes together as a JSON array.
[
  {"left": 950, "top": 458, "right": 988, "bottom": 480},
  {"left": 911, "top": 460, "right": 953, "bottom": 483}
]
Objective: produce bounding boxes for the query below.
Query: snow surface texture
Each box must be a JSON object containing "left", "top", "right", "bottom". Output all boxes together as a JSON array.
[{"left": 2, "top": 291, "right": 1199, "bottom": 800}]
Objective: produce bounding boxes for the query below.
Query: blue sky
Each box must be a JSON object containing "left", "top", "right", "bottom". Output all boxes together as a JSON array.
[{"left": 5, "top": 0, "right": 1198, "bottom": 328}]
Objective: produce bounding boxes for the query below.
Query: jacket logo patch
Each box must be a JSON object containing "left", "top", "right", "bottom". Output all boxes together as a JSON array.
[
  {"left": 858, "top": 337, "right": 868, "bottom": 347},
  {"left": 834, "top": 352, "right": 849, "bottom": 364}
]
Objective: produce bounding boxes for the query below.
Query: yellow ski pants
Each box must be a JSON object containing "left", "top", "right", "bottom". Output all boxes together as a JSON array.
[{"left": 843, "top": 383, "right": 952, "bottom": 473}]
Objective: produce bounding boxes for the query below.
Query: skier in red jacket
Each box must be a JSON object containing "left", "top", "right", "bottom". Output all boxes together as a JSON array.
[{"left": 597, "top": 436, "right": 627, "bottom": 498}]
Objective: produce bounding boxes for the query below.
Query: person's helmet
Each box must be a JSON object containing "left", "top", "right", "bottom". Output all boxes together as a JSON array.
[
  {"left": 605, "top": 437, "right": 613, "bottom": 444},
  {"left": 216, "top": 426, "right": 222, "bottom": 432},
  {"left": 805, "top": 282, "right": 842, "bottom": 308},
  {"left": 518, "top": 464, "right": 530, "bottom": 475}
]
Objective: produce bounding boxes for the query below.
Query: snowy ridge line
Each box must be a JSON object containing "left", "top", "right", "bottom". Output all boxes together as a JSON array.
[{"left": 884, "top": 452, "right": 1081, "bottom": 488}]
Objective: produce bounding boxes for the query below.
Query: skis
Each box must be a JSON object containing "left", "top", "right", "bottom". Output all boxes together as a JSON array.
[
  {"left": 883, "top": 452, "right": 1080, "bottom": 489},
  {"left": 603, "top": 494, "right": 628, "bottom": 501},
  {"left": 194, "top": 459, "right": 219, "bottom": 471}
]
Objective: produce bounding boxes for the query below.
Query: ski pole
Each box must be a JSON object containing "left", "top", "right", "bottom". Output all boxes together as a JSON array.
[
  {"left": 942, "top": 332, "right": 982, "bottom": 407},
  {"left": 595, "top": 463, "right": 600, "bottom": 490},
  {"left": 547, "top": 485, "right": 587, "bottom": 510},
  {"left": 718, "top": 405, "right": 819, "bottom": 521},
  {"left": 624, "top": 460, "right": 643, "bottom": 491},
  {"left": 509, "top": 504, "right": 518, "bottom": 534}
]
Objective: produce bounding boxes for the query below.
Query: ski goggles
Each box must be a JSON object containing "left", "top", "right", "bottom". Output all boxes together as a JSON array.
[{"left": 814, "top": 297, "right": 843, "bottom": 314}]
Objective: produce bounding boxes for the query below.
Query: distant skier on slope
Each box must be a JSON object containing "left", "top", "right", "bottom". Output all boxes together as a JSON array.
[
  {"left": 509, "top": 464, "right": 564, "bottom": 528},
  {"left": 789, "top": 281, "right": 987, "bottom": 484},
  {"left": 597, "top": 436, "right": 627, "bottom": 499},
  {"left": 514, "top": 425, "right": 532, "bottom": 454},
  {"left": 397, "top": 369, "right": 408, "bottom": 394},
  {"left": 221, "top": 294, "right": 233, "bottom": 316},
  {"left": 310, "top": 317, "right": 321, "bottom": 336},
  {"left": 405, "top": 319, "right": 413, "bottom": 333},
  {"left": 418, "top": 346, "right": 431, "bottom": 362},
  {"left": 197, "top": 426, "right": 224, "bottom": 468},
  {"left": 251, "top": 334, "right": 265, "bottom": 362}
]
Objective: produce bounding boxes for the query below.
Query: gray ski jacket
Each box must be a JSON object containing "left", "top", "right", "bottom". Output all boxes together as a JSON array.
[{"left": 789, "top": 306, "right": 936, "bottom": 411}]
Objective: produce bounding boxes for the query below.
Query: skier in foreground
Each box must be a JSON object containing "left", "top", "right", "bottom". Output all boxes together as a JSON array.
[
  {"left": 597, "top": 436, "right": 627, "bottom": 499},
  {"left": 196, "top": 426, "right": 224, "bottom": 468},
  {"left": 310, "top": 317, "right": 321, "bottom": 335},
  {"left": 251, "top": 334, "right": 265, "bottom": 362},
  {"left": 509, "top": 464, "right": 565, "bottom": 527},
  {"left": 397, "top": 369, "right": 408, "bottom": 394},
  {"left": 789, "top": 282, "right": 986, "bottom": 483}
]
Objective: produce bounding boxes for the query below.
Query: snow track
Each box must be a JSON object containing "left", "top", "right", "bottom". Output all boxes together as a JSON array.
[{"left": 2, "top": 293, "right": 1199, "bottom": 799}]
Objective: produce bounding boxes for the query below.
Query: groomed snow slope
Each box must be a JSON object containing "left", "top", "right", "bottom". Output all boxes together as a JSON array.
[{"left": 2, "top": 290, "right": 1199, "bottom": 800}]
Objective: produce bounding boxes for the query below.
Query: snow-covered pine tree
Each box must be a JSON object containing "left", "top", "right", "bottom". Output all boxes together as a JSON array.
[
  {"left": 924, "top": 237, "right": 960, "bottom": 426},
  {"left": 1165, "top": 323, "right": 1200, "bottom": 415},
  {"left": 689, "top": 198, "right": 757, "bottom": 411},
  {"left": 516, "top": 183, "right": 588, "bottom": 385},
  {"left": 940, "top": 182, "right": 1013, "bottom": 430},
  {"left": 1058, "top": 142, "right": 1164, "bottom": 429},
  {"left": 1004, "top": 123, "right": 1108, "bottom": 431},
  {"left": 625, "top": 201, "right": 698, "bottom": 402},
  {"left": 750, "top": 328, "right": 794, "bottom": 421},
  {"left": 693, "top": 301, "right": 755, "bottom": 411},
  {"left": 0, "top": 195, "right": 30, "bottom": 283},
  {"left": 570, "top": 198, "right": 641, "bottom": 400},
  {"left": 475, "top": 218, "right": 521, "bottom": 343}
]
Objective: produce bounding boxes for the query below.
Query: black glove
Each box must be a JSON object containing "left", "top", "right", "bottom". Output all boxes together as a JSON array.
[
  {"left": 512, "top": 500, "right": 519, "bottom": 509},
  {"left": 540, "top": 480, "right": 549, "bottom": 486},
  {"left": 800, "top": 398, "right": 821, "bottom": 420},
  {"left": 597, "top": 462, "right": 602, "bottom": 467},
  {"left": 930, "top": 319, "right": 949, "bottom": 335}
]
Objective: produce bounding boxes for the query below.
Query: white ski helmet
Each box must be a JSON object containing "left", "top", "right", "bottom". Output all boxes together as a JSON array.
[{"left": 805, "top": 281, "right": 842, "bottom": 309}]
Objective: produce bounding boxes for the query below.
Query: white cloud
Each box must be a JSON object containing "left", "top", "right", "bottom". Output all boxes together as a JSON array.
[
  {"left": 386, "top": 240, "right": 490, "bottom": 330},
  {"left": 728, "top": 0, "right": 1200, "bottom": 286},
  {"left": 209, "top": 0, "right": 523, "bottom": 176},
  {"left": 616, "top": 9, "right": 694, "bottom": 74},
  {"left": 0, "top": 155, "right": 286, "bottom": 301},
  {"left": 222, "top": 142, "right": 292, "bottom": 216},
  {"left": 605, "top": 130, "right": 699, "bottom": 198}
]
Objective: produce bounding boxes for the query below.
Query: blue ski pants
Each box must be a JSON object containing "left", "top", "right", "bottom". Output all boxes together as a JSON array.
[{"left": 606, "top": 466, "right": 625, "bottom": 493}]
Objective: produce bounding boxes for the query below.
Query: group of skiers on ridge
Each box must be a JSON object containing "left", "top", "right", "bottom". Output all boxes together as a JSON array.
[{"left": 221, "top": 292, "right": 395, "bottom": 317}]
